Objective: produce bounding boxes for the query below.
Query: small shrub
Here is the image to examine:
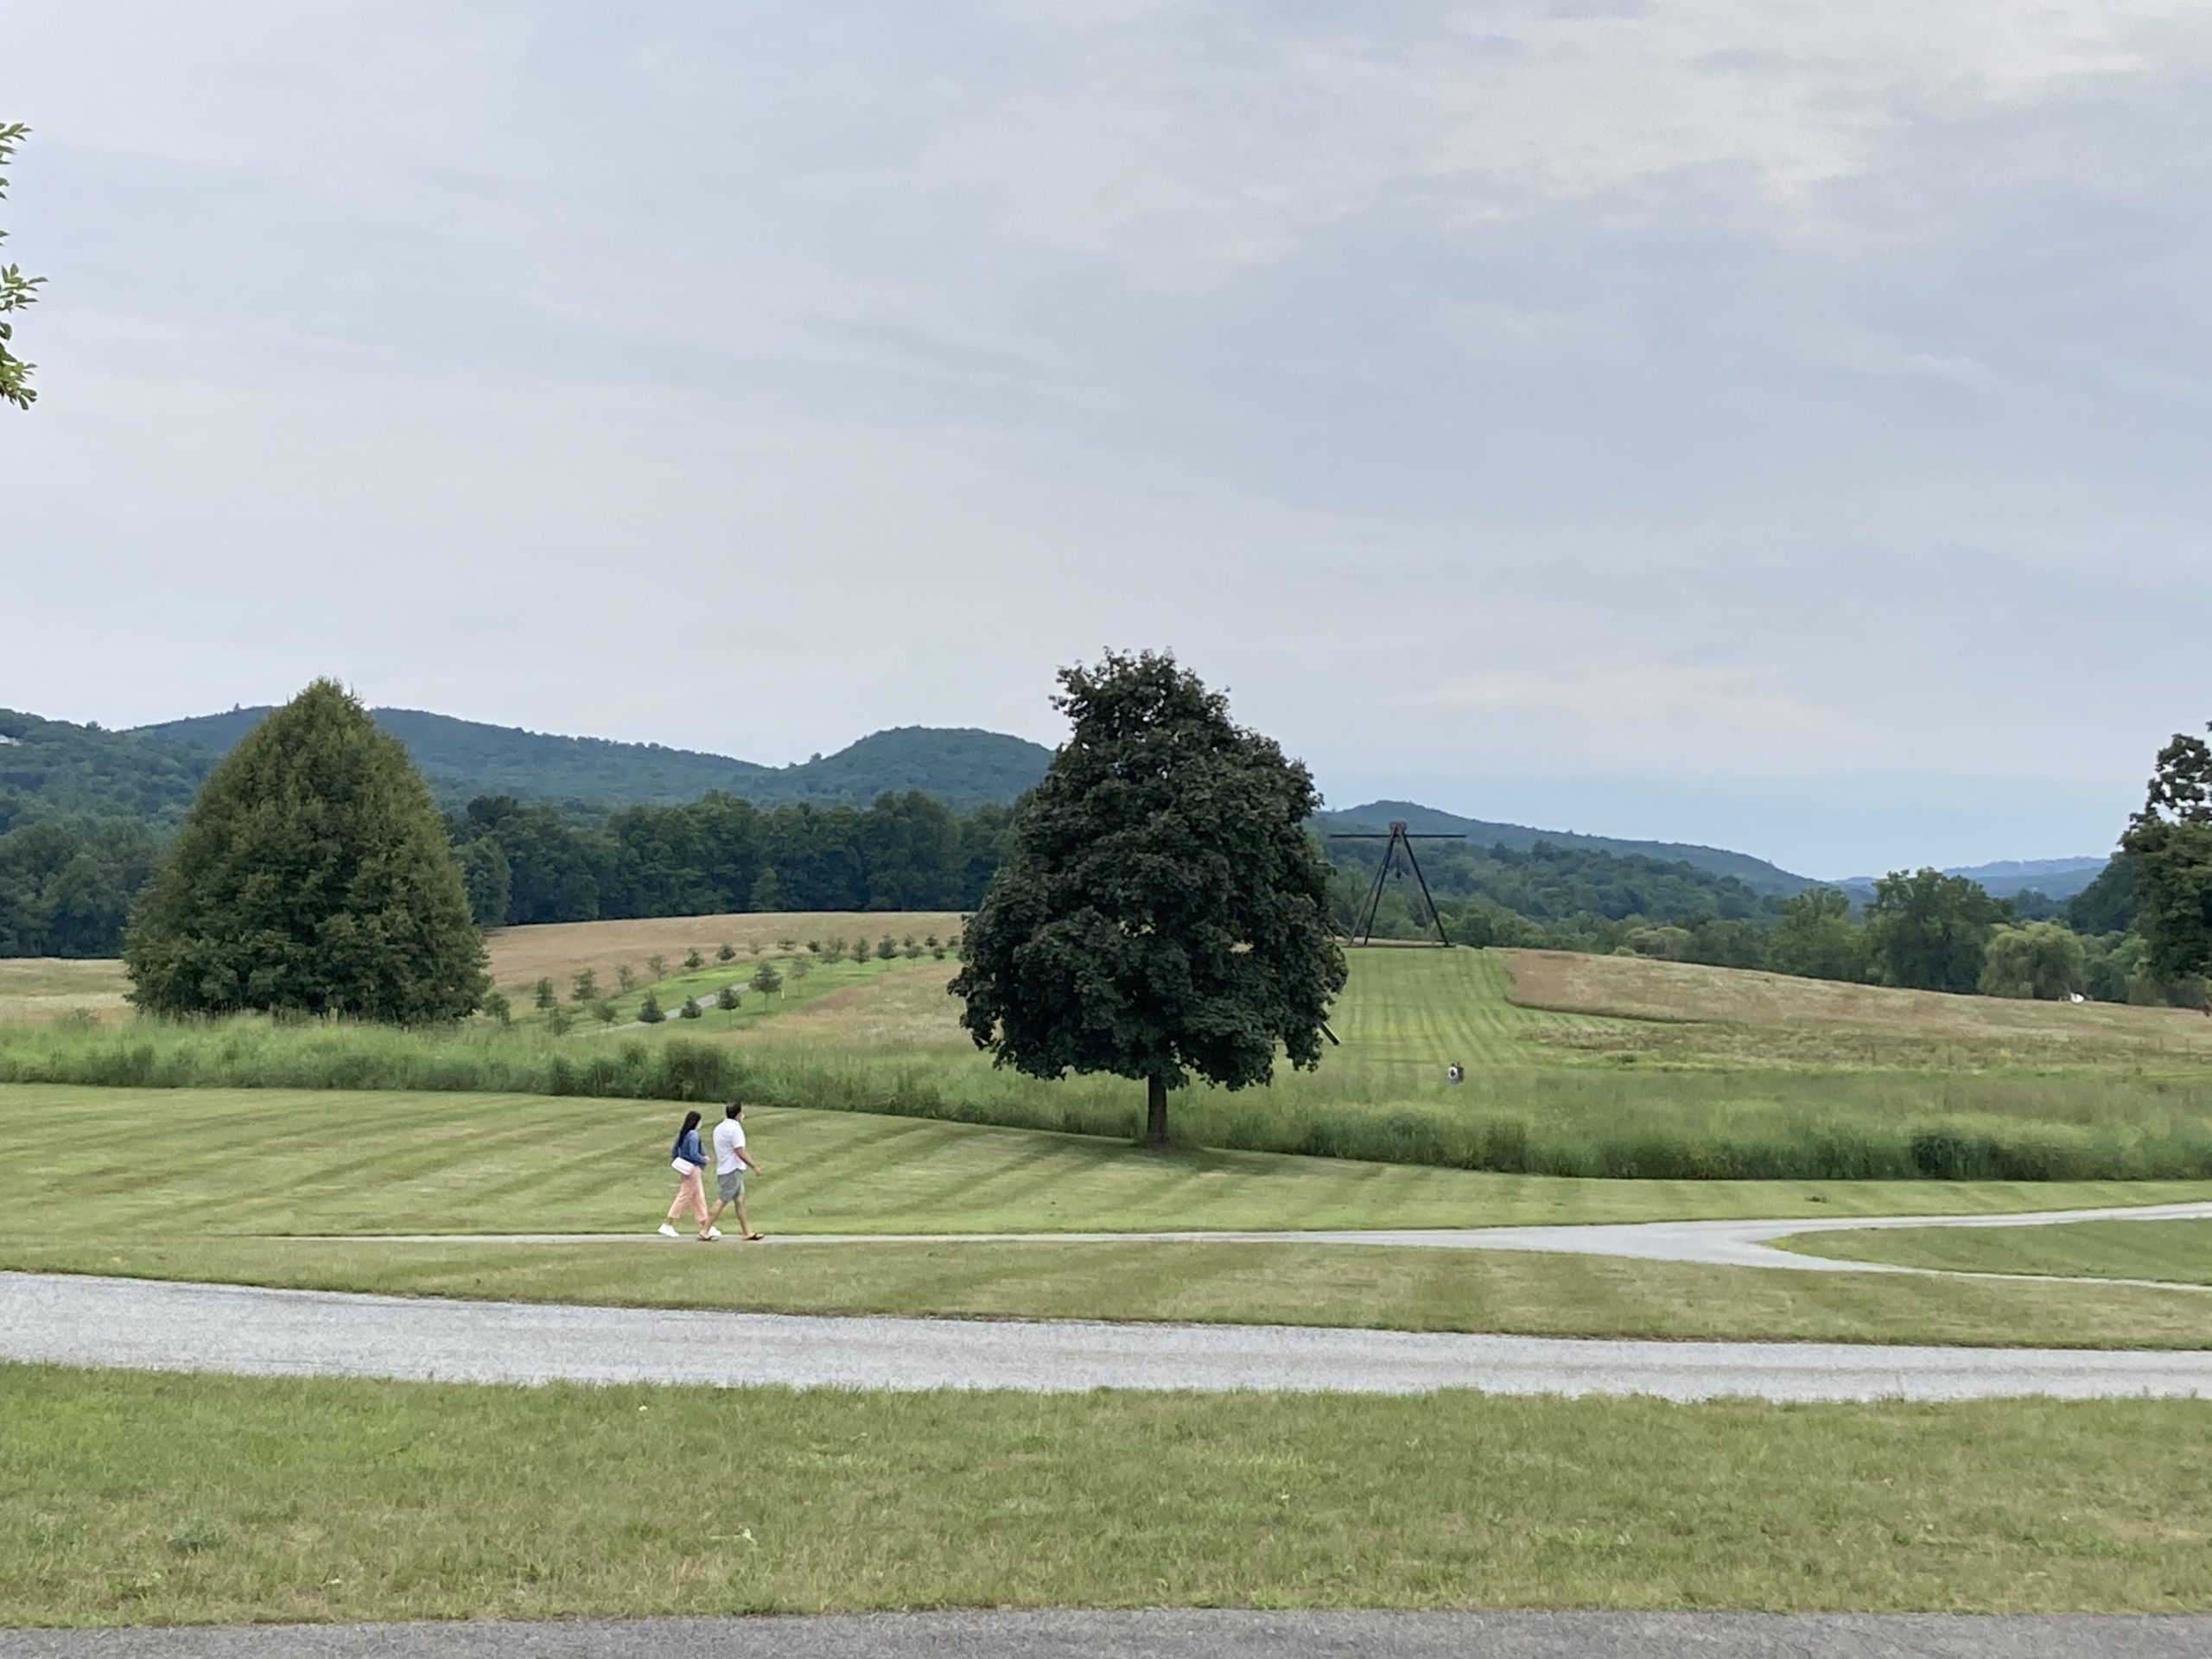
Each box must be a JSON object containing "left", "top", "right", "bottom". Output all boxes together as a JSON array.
[
  {"left": 647, "top": 955, "right": 666, "bottom": 982},
  {"left": 875, "top": 937, "right": 898, "bottom": 961},
  {"left": 718, "top": 983, "right": 742, "bottom": 1011},
  {"left": 680, "top": 995, "right": 702, "bottom": 1020},
  {"left": 592, "top": 999, "right": 620, "bottom": 1026},
  {"left": 748, "top": 942, "right": 762, "bottom": 957},
  {"left": 751, "top": 962, "right": 783, "bottom": 996},
  {"left": 925, "top": 934, "right": 939, "bottom": 949},
  {"left": 570, "top": 968, "right": 597, "bottom": 1003},
  {"left": 777, "top": 937, "right": 798, "bottom": 954},
  {"left": 806, "top": 939, "right": 821, "bottom": 954},
  {"left": 788, "top": 958, "right": 812, "bottom": 983},
  {"left": 683, "top": 948, "right": 704, "bottom": 973},
  {"left": 532, "top": 978, "right": 556, "bottom": 1012},
  {"left": 904, "top": 941, "right": 922, "bottom": 958},
  {"left": 616, "top": 964, "right": 637, "bottom": 993},
  {"left": 638, "top": 990, "right": 665, "bottom": 1025},
  {"left": 716, "top": 943, "right": 735, "bottom": 963},
  {"left": 931, "top": 945, "right": 946, "bottom": 960}
]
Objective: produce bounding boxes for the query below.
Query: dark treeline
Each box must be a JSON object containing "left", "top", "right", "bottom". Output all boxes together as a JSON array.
[
  {"left": 1338, "top": 844, "right": 2200, "bottom": 1007},
  {"left": 448, "top": 791, "right": 1014, "bottom": 926},
  {"left": 1326, "top": 838, "right": 1776, "bottom": 928},
  {"left": 9, "top": 721, "right": 2202, "bottom": 1019},
  {"left": 0, "top": 814, "right": 161, "bottom": 957}
]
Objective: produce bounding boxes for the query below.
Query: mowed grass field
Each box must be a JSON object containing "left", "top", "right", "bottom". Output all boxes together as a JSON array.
[
  {"left": 1507, "top": 949, "right": 2212, "bottom": 1069},
  {"left": 0, "top": 958, "right": 130, "bottom": 1026},
  {"left": 20, "top": 1083, "right": 2202, "bottom": 1237},
  {"left": 8, "top": 1366, "right": 2210, "bottom": 1624},
  {"left": 1787, "top": 1217, "right": 2212, "bottom": 1287},
  {"left": 4, "top": 1084, "right": 2210, "bottom": 1347}
]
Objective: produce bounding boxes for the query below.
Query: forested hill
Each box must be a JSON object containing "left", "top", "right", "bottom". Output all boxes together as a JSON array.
[
  {"left": 137, "top": 709, "right": 1053, "bottom": 813},
  {"left": 1314, "top": 800, "right": 1814, "bottom": 896},
  {"left": 0, "top": 709, "right": 214, "bottom": 829}
]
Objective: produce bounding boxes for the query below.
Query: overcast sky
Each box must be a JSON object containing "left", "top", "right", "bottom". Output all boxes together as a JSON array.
[{"left": 7, "top": 3, "right": 2209, "bottom": 876}]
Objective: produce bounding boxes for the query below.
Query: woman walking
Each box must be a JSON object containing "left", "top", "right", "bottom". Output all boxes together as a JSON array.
[{"left": 659, "top": 1109, "right": 717, "bottom": 1240}]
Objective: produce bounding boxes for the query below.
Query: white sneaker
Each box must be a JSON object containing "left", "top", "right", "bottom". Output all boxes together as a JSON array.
[
  {"left": 703, "top": 1228, "right": 724, "bottom": 1240},
  {"left": 658, "top": 1224, "right": 679, "bottom": 1238}
]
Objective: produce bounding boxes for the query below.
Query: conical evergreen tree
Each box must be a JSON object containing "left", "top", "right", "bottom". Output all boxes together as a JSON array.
[{"left": 125, "top": 680, "right": 488, "bottom": 1021}]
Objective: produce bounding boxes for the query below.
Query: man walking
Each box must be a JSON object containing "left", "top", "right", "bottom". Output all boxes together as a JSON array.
[{"left": 707, "top": 1101, "right": 764, "bottom": 1242}]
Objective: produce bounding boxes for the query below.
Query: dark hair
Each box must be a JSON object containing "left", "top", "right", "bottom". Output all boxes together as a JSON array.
[
  {"left": 725, "top": 1101, "right": 743, "bottom": 1118},
  {"left": 678, "top": 1109, "right": 702, "bottom": 1135}
]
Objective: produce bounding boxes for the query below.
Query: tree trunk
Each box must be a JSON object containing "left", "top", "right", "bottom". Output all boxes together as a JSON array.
[{"left": 1144, "top": 1074, "right": 1169, "bottom": 1146}]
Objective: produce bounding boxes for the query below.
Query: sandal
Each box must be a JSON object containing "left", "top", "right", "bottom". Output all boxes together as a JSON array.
[{"left": 743, "top": 1232, "right": 765, "bottom": 1242}]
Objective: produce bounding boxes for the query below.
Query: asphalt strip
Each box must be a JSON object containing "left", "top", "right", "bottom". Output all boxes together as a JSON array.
[
  {"left": 3, "top": 1270, "right": 2208, "bottom": 1401},
  {"left": 4, "top": 1610, "right": 2212, "bottom": 1659}
]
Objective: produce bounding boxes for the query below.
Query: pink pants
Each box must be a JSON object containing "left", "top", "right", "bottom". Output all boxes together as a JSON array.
[{"left": 667, "top": 1166, "right": 709, "bottom": 1225}]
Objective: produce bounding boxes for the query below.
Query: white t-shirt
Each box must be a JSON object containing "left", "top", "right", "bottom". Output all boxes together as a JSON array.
[{"left": 712, "top": 1118, "right": 747, "bottom": 1174}]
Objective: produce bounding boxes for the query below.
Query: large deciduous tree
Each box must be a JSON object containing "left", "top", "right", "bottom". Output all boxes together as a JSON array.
[
  {"left": 951, "top": 650, "right": 1346, "bottom": 1145},
  {"left": 2121, "top": 726, "right": 2212, "bottom": 985},
  {"left": 1765, "top": 886, "right": 1867, "bottom": 982},
  {"left": 1862, "top": 868, "right": 2005, "bottom": 995},
  {"left": 0, "top": 122, "right": 45, "bottom": 411},
  {"left": 126, "top": 681, "right": 488, "bottom": 1020},
  {"left": 1978, "top": 920, "right": 2087, "bottom": 1001}
]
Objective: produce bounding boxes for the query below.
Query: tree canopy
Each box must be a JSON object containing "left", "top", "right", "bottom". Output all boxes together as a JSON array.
[
  {"left": 1863, "top": 868, "right": 2005, "bottom": 994},
  {"left": 2121, "top": 726, "right": 2212, "bottom": 985},
  {"left": 951, "top": 651, "right": 1346, "bottom": 1144},
  {"left": 0, "top": 122, "right": 44, "bottom": 411},
  {"left": 1978, "top": 921, "right": 2088, "bottom": 1001},
  {"left": 125, "top": 681, "right": 487, "bottom": 1020}
]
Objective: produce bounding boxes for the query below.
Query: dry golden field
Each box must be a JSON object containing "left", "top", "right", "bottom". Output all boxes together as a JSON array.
[
  {"left": 0, "top": 957, "right": 131, "bottom": 1025},
  {"left": 482, "top": 911, "right": 965, "bottom": 997},
  {"left": 1504, "top": 948, "right": 2212, "bottom": 1068}
]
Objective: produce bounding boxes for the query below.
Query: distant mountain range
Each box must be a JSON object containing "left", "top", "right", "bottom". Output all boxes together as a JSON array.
[
  {"left": 0, "top": 702, "right": 2107, "bottom": 897},
  {"left": 136, "top": 708, "right": 1052, "bottom": 815},
  {"left": 1831, "top": 856, "right": 2111, "bottom": 903},
  {"left": 1310, "top": 801, "right": 1815, "bottom": 896}
]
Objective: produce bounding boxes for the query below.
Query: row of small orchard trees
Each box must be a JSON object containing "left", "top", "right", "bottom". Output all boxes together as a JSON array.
[
  {"left": 120, "top": 658, "right": 1350, "bottom": 1144},
  {"left": 519, "top": 957, "right": 803, "bottom": 1030}
]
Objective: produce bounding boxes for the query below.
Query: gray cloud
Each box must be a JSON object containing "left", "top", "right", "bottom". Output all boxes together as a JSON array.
[{"left": 4, "top": 1, "right": 2209, "bottom": 874}]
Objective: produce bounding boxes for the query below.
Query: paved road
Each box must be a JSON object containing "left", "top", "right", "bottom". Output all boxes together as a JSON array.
[
  {"left": 5, "top": 1271, "right": 2208, "bottom": 1400},
  {"left": 330, "top": 1198, "right": 2212, "bottom": 1286},
  {"left": 6, "top": 1611, "right": 2211, "bottom": 1658}
]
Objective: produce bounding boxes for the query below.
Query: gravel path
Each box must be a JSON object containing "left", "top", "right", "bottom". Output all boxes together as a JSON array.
[
  {"left": 5, "top": 1271, "right": 2208, "bottom": 1401},
  {"left": 325, "top": 1198, "right": 2212, "bottom": 1286},
  {"left": 5, "top": 1610, "right": 2211, "bottom": 1658}
]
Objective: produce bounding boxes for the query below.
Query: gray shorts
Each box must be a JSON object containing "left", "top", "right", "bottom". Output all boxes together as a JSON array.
[{"left": 716, "top": 1167, "right": 745, "bottom": 1202}]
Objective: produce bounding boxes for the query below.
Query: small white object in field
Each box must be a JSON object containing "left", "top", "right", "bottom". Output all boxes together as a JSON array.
[{"left": 2069, "top": 993, "right": 2087, "bottom": 1004}]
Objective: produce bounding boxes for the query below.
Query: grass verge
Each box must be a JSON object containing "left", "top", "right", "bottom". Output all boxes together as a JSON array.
[
  {"left": 7, "top": 1233, "right": 2208, "bottom": 1349},
  {"left": 4, "top": 1363, "right": 2209, "bottom": 1624},
  {"left": 1786, "top": 1218, "right": 2212, "bottom": 1286}
]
